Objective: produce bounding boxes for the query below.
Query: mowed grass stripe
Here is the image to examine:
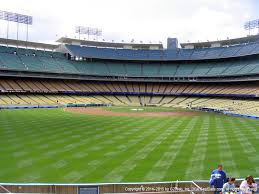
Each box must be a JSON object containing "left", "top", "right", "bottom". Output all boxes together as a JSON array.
[
  {"left": 162, "top": 116, "right": 203, "bottom": 181},
  {"left": 220, "top": 116, "right": 257, "bottom": 176},
  {"left": 97, "top": 117, "right": 183, "bottom": 182},
  {"left": 231, "top": 118, "right": 259, "bottom": 153},
  {"left": 20, "top": 114, "right": 169, "bottom": 182},
  {"left": 40, "top": 116, "right": 161, "bottom": 182},
  {"left": 0, "top": 108, "right": 259, "bottom": 183},
  {"left": 6, "top": 112, "right": 161, "bottom": 182},
  {"left": 126, "top": 117, "right": 193, "bottom": 182},
  {"left": 228, "top": 118, "right": 259, "bottom": 174},
  {"left": 66, "top": 116, "right": 169, "bottom": 182},
  {"left": 201, "top": 115, "right": 221, "bottom": 178},
  {"left": 184, "top": 116, "right": 208, "bottom": 180},
  {"left": 215, "top": 117, "right": 239, "bottom": 177},
  {"left": 143, "top": 116, "right": 202, "bottom": 181}
]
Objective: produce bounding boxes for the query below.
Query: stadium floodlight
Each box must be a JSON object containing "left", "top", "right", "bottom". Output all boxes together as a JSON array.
[
  {"left": 244, "top": 19, "right": 259, "bottom": 35},
  {"left": 75, "top": 26, "right": 102, "bottom": 40},
  {"left": 95, "top": 28, "right": 102, "bottom": 40},
  {"left": 0, "top": 10, "right": 33, "bottom": 25},
  {"left": 96, "top": 29, "right": 102, "bottom": 36},
  {"left": 76, "top": 26, "right": 88, "bottom": 40},
  {"left": 75, "top": 26, "right": 89, "bottom": 34},
  {"left": 0, "top": 10, "right": 33, "bottom": 46},
  {"left": 88, "top": 27, "right": 95, "bottom": 35}
]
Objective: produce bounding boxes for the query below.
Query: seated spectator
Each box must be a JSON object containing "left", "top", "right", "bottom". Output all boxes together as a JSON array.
[
  {"left": 240, "top": 175, "right": 257, "bottom": 194},
  {"left": 222, "top": 177, "right": 236, "bottom": 194}
]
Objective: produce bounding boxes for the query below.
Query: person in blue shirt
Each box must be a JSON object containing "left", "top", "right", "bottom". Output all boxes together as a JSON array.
[{"left": 209, "top": 164, "right": 227, "bottom": 194}]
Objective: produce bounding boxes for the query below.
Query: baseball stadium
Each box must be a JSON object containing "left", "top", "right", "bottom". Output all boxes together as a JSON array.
[{"left": 0, "top": 4, "right": 259, "bottom": 194}]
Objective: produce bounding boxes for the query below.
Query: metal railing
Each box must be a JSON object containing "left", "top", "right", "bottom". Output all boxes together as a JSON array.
[{"left": 0, "top": 178, "right": 258, "bottom": 194}]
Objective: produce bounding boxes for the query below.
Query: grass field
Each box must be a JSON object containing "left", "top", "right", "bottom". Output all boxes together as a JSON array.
[{"left": 0, "top": 107, "right": 259, "bottom": 183}]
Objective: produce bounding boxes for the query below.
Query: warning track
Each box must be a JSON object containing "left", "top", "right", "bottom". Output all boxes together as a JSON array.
[{"left": 64, "top": 107, "right": 198, "bottom": 117}]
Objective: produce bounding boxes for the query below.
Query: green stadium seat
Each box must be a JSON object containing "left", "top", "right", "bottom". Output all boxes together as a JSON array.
[
  {"left": 0, "top": 53, "right": 25, "bottom": 70},
  {"left": 142, "top": 63, "right": 160, "bottom": 77},
  {"left": 106, "top": 62, "right": 126, "bottom": 76},
  {"left": 175, "top": 63, "right": 197, "bottom": 76},
  {"left": 124, "top": 63, "right": 141, "bottom": 76},
  {"left": 19, "top": 55, "right": 44, "bottom": 72},
  {"left": 159, "top": 64, "right": 178, "bottom": 76}
]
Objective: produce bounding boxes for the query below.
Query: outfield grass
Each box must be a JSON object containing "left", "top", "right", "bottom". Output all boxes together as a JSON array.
[{"left": 0, "top": 107, "right": 258, "bottom": 183}]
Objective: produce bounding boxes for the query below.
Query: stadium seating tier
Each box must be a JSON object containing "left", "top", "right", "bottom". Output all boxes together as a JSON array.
[{"left": 1, "top": 46, "right": 259, "bottom": 78}]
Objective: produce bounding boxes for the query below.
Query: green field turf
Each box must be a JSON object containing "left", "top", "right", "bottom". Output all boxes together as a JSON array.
[{"left": 0, "top": 107, "right": 259, "bottom": 183}]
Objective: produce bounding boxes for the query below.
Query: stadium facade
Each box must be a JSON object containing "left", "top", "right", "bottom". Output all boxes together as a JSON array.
[{"left": 0, "top": 35, "right": 259, "bottom": 118}]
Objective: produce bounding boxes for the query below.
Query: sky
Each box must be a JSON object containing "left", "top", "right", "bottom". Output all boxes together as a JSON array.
[{"left": 0, "top": 0, "right": 259, "bottom": 47}]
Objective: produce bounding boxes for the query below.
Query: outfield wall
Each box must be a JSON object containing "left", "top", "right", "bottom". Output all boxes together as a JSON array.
[
  {"left": 0, "top": 179, "right": 258, "bottom": 194},
  {"left": 223, "top": 112, "right": 259, "bottom": 119},
  {"left": 1, "top": 103, "right": 259, "bottom": 120},
  {"left": 0, "top": 181, "right": 219, "bottom": 194},
  {"left": 0, "top": 105, "right": 61, "bottom": 109},
  {"left": 0, "top": 104, "right": 111, "bottom": 110}
]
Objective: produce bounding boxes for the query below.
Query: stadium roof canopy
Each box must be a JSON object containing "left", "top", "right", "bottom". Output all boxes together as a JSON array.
[
  {"left": 181, "top": 34, "right": 259, "bottom": 49},
  {"left": 56, "top": 37, "right": 163, "bottom": 50},
  {"left": 0, "top": 38, "right": 58, "bottom": 50}
]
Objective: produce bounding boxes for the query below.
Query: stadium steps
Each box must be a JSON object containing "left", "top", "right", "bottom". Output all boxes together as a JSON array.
[
  {"left": 0, "top": 96, "right": 8, "bottom": 105},
  {"left": 161, "top": 96, "right": 179, "bottom": 107},
  {"left": 26, "top": 95, "right": 50, "bottom": 104},
  {"left": 149, "top": 96, "right": 163, "bottom": 104},
  {"left": 113, "top": 95, "right": 127, "bottom": 105},
  {"left": 7, "top": 94, "right": 28, "bottom": 105},
  {"left": 18, "top": 55, "right": 44, "bottom": 72},
  {"left": 104, "top": 95, "right": 125, "bottom": 105},
  {"left": 0, "top": 95, "right": 18, "bottom": 104},
  {"left": 22, "top": 80, "right": 42, "bottom": 92},
  {"left": 33, "top": 95, "right": 55, "bottom": 104},
  {"left": 166, "top": 96, "right": 190, "bottom": 108},
  {"left": 92, "top": 95, "right": 113, "bottom": 104},
  {"left": 64, "top": 82, "right": 83, "bottom": 92},
  {"left": 67, "top": 95, "right": 88, "bottom": 104},
  {"left": 175, "top": 63, "right": 198, "bottom": 77},
  {"left": 111, "top": 83, "right": 123, "bottom": 92},
  {"left": 0, "top": 80, "right": 15, "bottom": 91},
  {"left": 116, "top": 83, "right": 128, "bottom": 93},
  {"left": 152, "top": 83, "right": 160, "bottom": 93},
  {"left": 115, "top": 95, "right": 131, "bottom": 104},
  {"left": 103, "top": 83, "right": 114, "bottom": 92},
  {"left": 127, "top": 95, "right": 141, "bottom": 106},
  {"left": 191, "top": 63, "right": 214, "bottom": 76},
  {"left": 53, "top": 58, "right": 79, "bottom": 74},
  {"left": 206, "top": 63, "right": 230, "bottom": 76}
]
